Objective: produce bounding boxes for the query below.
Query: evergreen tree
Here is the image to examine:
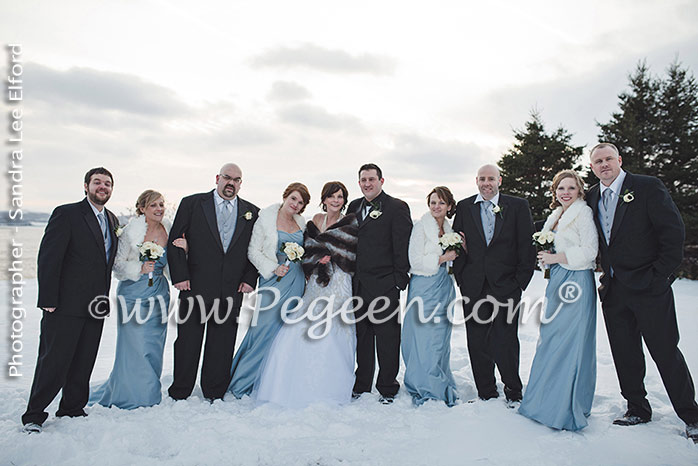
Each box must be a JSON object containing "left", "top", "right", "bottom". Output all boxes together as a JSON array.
[
  {"left": 595, "top": 61, "right": 660, "bottom": 179},
  {"left": 656, "top": 60, "right": 698, "bottom": 245},
  {"left": 499, "top": 111, "right": 584, "bottom": 221}
]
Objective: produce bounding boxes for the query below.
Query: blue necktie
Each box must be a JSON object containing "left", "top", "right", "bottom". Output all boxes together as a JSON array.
[
  {"left": 97, "top": 212, "right": 110, "bottom": 260},
  {"left": 483, "top": 200, "right": 495, "bottom": 245}
]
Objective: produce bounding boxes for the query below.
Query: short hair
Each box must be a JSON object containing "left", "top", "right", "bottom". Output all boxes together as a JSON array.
[
  {"left": 135, "top": 190, "right": 164, "bottom": 216},
  {"left": 84, "top": 167, "right": 114, "bottom": 186},
  {"left": 282, "top": 182, "right": 311, "bottom": 214},
  {"left": 319, "top": 181, "right": 349, "bottom": 212},
  {"left": 549, "top": 170, "right": 586, "bottom": 209},
  {"left": 589, "top": 142, "right": 619, "bottom": 159},
  {"left": 358, "top": 163, "right": 383, "bottom": 180},
  {"left": 427, "top": 186, "right": 457, "bottom": 219}
]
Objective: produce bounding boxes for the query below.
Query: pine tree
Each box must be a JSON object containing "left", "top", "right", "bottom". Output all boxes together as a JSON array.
[
  {"left": 655, "top": 60, "right": 698, "bottom": 246},
  {"left": 595, "top": 61, "right": 660, "bottom": 179},
  {"left": 499, "top": 111, "right": 584, "bottom": 221}
]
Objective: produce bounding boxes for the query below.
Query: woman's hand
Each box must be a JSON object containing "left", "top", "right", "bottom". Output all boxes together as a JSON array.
[
  {"left": 537, "top": 251, "right": 567, "bottom": 266},
  {"left": 319, "top": 255, "right": 331, "bottom": 265},
  {"left": 172, "top": 233, "right": 188, "bottom": 253},
  {"left": 438, "top": 250, "right": 458, "bottom": 264},
  {"left": 141, "top": 261, "right": 155, "bottom": 274},
  {"left": 275, "top": 264, "right": 290, "bottom": 277}
]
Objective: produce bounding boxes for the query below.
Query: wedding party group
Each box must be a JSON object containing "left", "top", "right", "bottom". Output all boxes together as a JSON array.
[{"left": 19, "top": 143, "right": 698, "bottom": 442}]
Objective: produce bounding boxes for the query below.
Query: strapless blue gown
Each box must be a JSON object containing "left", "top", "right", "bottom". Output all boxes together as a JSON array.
[
  {"left": 402, "top": 264, "right": 458, "bottom": 406},
  {"left": 228, "top": 230, "right": 305, "bottom": 398},
  {"left": 90, "top": 250, "right": 169, "bottom": 409},
  {"left": 519, "top": 264, "right": 597, "bottom": 430}
]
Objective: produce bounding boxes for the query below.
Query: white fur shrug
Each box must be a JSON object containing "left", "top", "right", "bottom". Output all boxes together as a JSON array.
[
  {"left": 247, "top": 203, "right": 306, "bottom": 280},
  {"left": 112, "top": 215, "right": 172, "bottom": 282},
  {"left": 540, "top": 198, "right": 598, "bottom": 271},
  {"left": 408, "top": 211, "right": 454, "bottom": 277}
]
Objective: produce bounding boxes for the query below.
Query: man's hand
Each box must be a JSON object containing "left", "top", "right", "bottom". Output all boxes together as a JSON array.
[
  {"left": 174, "top": 280, "right": 191, "bottom": 291},
  {"left": 43, "top": 307, "right": 56, "bottom": 313},
  {"left": 238, "top": 283, "right": 254, "bottom": 293}
]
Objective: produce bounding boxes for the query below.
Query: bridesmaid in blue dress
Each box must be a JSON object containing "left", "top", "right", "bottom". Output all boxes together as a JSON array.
[
  {"left": 519, "top": 170, "right": 599, "bottom": 431},
  {"left": 91, "top": 190, "right": 185, "bottom": 409},
  {"left": 228, "top": 183, "right": 309, "bottom": 398},
  {"left": 403, "top": 187, "right": 459, "bottom": 406}
]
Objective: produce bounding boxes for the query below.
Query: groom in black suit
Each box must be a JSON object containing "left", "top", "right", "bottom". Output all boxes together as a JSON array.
[
  {"left": 167, "top": 163, "right": 259, "bottom": 401},
  {"left": 348, "top": 163, "right": 412, "bottom": 403},
  {"left": 22, "top": 167, "right": 119, "bottom": 433},
  {"left": 587, "top": 143, "right": 698, "bottom": 440},
  {"left": 452, "top": 164, "right": 535, "bottom": 403}
]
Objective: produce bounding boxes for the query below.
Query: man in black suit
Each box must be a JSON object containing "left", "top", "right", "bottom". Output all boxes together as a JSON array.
[
  {"left": 22, "top": 167, "right": 119, "bottom": 433},
  {"left": 347, "top": 163, "right": 412, "bottom": 403},
  {"left": 452, "top": 164, "right": 536, "bottom": 403},
  {"left": 587, "top": 142, "right": 698, "bottom": 440},
  {"left": 167, "top": 163, "right": 259, "bottom": 401}
]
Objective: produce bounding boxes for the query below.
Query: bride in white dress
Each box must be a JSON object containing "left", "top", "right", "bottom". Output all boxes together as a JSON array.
[{"left": 253, "top": 182, "right": 358, "bottom": 408}]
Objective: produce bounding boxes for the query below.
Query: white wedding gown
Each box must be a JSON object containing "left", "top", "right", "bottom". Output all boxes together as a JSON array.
[{"left": 252, "top": 262, "right": 357, "bottom": 408}]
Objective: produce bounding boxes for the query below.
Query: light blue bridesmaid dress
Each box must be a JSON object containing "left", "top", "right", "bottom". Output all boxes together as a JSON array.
[
  {"left": 519, "top": 263, "right": 597, "bottom": 431},
  {"left": 90, "top": 250, "right": 169, "bottom": 409},
  {"left": 402, "top": 263, "right": 458, "bottom": 406},
  {"left": 228, "top": 230, "right": 305, "bottom": 398}
]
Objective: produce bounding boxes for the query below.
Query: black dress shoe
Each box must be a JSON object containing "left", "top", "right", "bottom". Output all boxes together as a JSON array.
[
  {"left": 478, "top": 393, "right": 499, "bottom": 401},
  {"left": 505, "top": 392, "right": 522, "bottom": 403},
  {"left": 613, "top": 411, "right": 651, "bottom": 426},
  {"left": 379, "top": 395, "right": 394, "bottom": 405},
  {"left": 22, "top": 423, "right": 42, "bottom": 434},
  {"left": 351, "top": 391, "right": 362, "bottom": 400},
  {"left": 686, "top": 422, "right": 698, "bottom": 444}
]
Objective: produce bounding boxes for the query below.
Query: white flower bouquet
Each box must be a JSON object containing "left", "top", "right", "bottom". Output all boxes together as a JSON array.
[
  {"left": 278, "top": 242, "right": 304, "bottom": 282},
  {"left": 532, "top": 231, "right": 555, "bottom": 279},
  {"left": 438, "top": 232, "right": 464, "bottom": 274},
  {"left": 138, "top": 241, "right": 165, "bottom": 286}
]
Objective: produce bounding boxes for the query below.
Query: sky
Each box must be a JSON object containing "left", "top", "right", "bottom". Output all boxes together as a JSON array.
[{"left": 2, "top": 0, "right": 698, "bottom": 218}]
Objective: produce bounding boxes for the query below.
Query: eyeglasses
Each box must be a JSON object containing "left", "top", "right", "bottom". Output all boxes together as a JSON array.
[{"left": 219, "top": 174, "right": 242, "bottom": 183}]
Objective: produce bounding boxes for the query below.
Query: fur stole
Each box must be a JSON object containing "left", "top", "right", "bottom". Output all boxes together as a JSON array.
[
  {"left": 113, "top": 214, "right": 172, "bottom": 282},
  {"left": 302, "top": 214, "right": 358, "bottom": 287}
]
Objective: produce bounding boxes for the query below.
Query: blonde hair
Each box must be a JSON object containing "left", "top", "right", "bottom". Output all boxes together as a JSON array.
[
  {"left": 549, "top": 170, "right": 585, "bottom": 209},
  {"left": 135, "top": 190, "right": 164, "bottom": 215}
]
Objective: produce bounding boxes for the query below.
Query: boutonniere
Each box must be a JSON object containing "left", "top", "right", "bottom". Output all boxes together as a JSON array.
[
  {"left": 242, "top": 211, "right": 253, "bottom": 220},
  {"left": 368, "top": 200, "right": 382, "bottom": 219},
  {"left": 114, "top": 225, "right": 124, "bottom": 237},
  {"left": 492, "top": 204, "right": 503, "bottom": 218},
  {"left": 620, "top": 189, "right": 634, "bottom": 204}
]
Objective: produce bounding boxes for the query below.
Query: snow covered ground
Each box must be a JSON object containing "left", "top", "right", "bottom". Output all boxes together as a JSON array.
[{"left": 1, "top": 273, "right": 697, "bottom": 465}]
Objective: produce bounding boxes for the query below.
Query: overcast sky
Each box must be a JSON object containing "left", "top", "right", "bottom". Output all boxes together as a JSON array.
[{"left": 3, "top": 0, "right": 698, "bottom": 218}]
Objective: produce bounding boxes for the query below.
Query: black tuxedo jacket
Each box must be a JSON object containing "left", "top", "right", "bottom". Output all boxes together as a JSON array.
[
  {"left": 452, "top": 194, "right": 536, "bottom": 298},
  {"left": 347, "top": 191, "right": 412, "bottom": 297},
  {"left": 37, "top": 198, "right": 119, "bottom": 318},
  {"left": 167, "top": 191, "right": 259, "bottom": 303},
  {"left": 586, "top": 172, "right": 684, "bottom": 298}
]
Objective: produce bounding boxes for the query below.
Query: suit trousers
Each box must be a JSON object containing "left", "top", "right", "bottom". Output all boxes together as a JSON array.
[
  {"left": 353, "top": 283, "right": 401, "bottom": 397},
  {"left": 22, "top": 312, "right": 104, "bottom": 425},
  {"left": 602, "top": 278, "right": 698, "bottom": 424},
  {"left": 463, "top": 282, "right": 523, "bottom": 400},
  {"left": 168, "top": 296, "right": 240, "bottom": 400}
]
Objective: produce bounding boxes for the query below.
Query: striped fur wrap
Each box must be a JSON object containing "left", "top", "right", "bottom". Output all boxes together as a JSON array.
[{"left": 302, "top": 214, "right": 358, "bottom": 287}]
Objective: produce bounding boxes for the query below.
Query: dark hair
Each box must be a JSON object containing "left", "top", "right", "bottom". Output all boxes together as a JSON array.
[
  {"left": 427, "top": 186, "right": 456, "bottom": 219},
  {"left": 319, "top": 181, "right": 349, "bottom": 212},
  {"left": 358, "top": 163, "right": 382, "bottom": 180},
  {"left": 282, "top": 182, "right": 311, "bottom": 214},
  {"left": 84, "top": 167, "right": 114, "bottom": 186},
  {"left": 135, "top": 190, "right": 164, "bottom": 216},
  {"left": 549, "top": 170, "right": 585, "bottom": 209}
]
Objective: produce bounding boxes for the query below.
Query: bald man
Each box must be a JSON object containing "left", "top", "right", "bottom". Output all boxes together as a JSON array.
[
  {"left": 167, "top": 163, "right": 259, "bottom": 401},
  {"left": 452, "top": 164, "right": 536, "bottom": 404}
]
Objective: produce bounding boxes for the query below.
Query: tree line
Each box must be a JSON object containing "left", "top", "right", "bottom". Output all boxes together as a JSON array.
[{"left": 499, "top": 60, "right": 698, "bottom": 278}]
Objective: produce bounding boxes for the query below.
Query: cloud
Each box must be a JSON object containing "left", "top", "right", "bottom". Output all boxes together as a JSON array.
[
  {"left": 28, "top": 62, "right": 189, "bottom": 116},
  {"left": 384, "top": 133, "right": 490, "bottom": 180},
  {"left": 267, "top": 81, "right": 312, "bottom": 102},
  {"left": 250, "top": 43, "right": 396, "bottom": 75},
  {"left": 277, "top": 103, "right": 361, "bottom": 131}
]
